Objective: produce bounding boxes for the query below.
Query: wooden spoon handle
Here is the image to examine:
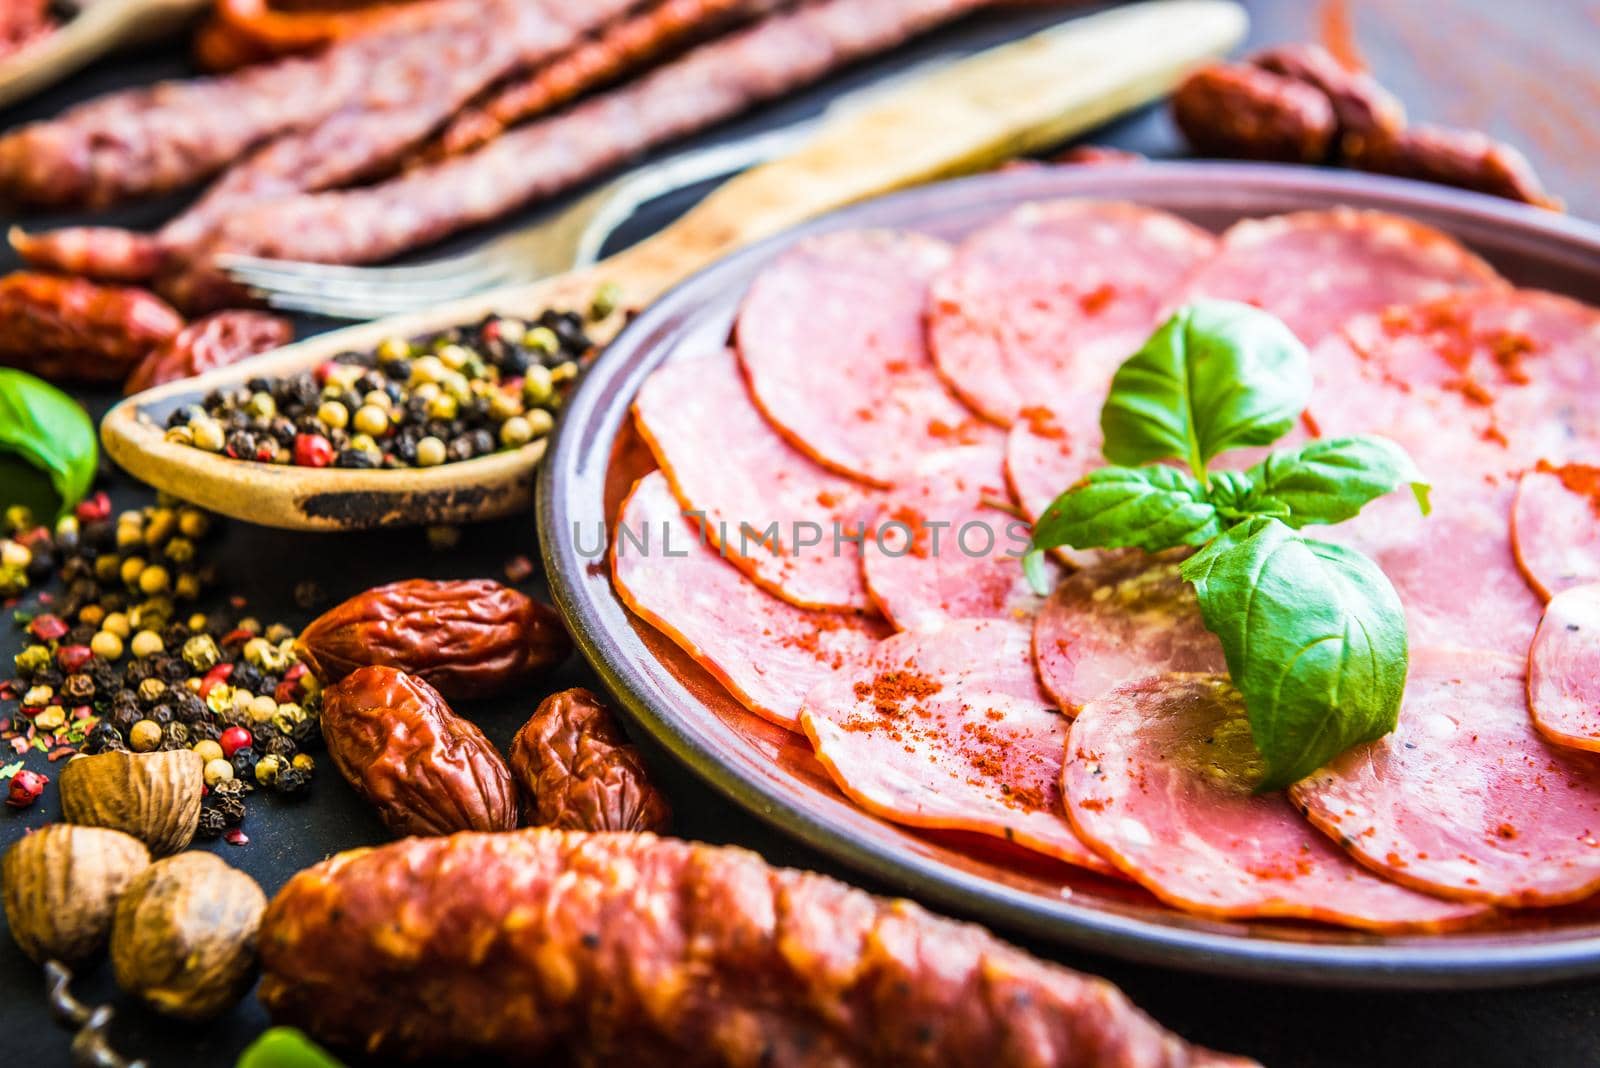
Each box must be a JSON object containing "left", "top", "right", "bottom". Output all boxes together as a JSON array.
[{"left": 597, "top": 0, "right": 1247, "bottom": 300}]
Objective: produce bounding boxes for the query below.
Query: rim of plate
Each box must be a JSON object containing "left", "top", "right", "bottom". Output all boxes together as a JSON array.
[{"left": 538, "top": 161, "right": 1600, "bottom": 988}]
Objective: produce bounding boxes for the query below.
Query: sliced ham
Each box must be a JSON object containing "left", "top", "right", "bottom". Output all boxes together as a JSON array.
[
  {"left": 612, "top": 472, "right": 888, "bottom": 730},
  {"left": 1032, "top": 553, "right": 1224, "bottom": 713},
  {"left": 1064, "top": 672, "right": 1490, "bottom": 931},
  {"left": 926, "top": 200, "right": 1216, "bottom": 426},
  {"left": 1321, "top": 291, "right": 1600, "bottom": 479},
  {"left": 736, "top": 230, "right": 996, "bottom": 487},
  {"left": 861, "top": 444, "right": 1053, "bottom": 630},
  {"left": 1514, "top": 462, "right": 1600, "bottom": 601},
  {"left": 1177, "top": 208, "right": 1504, "bottom": 346},
  {"left": 1291, "top": 647, "right": 1600, "bottom": 907},
  {"left": 633, "top": 349, "right": 878, "bottom": 612},
  {"left": 1300, "top": 291, "right": 1600, "bottom": 656},
  {"left": 1528, "top": 584, "right": 1600, "bottom": 753},
  {"left": 800, "top": 618, "right": 1118, "bottom": 875},
  {"left": 1005, "top": 406, "right": 1089, "bottom": 528}
]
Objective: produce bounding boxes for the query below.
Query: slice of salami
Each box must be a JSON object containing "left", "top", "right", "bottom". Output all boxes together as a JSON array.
[
  {"left": 1033, "top": 553, "right": 1224, "bottom": 713},
  {"left": 736, "top": 230, "right": 997, "bottom": 487},
  {"left": 801, "top": 618, "right": 1118, "bottom": 874},
  {"left": 861, "top": 444, "right": 1051, "bottom": 630},
  {"left": 633, "top": 349, "right": 878, "bottom": 612},
  {"left": 1313, "top": 488, "right": 1545, "bottom": 656},
  {"left": 1513, "top": 463, "right": 1600, "bottom": 601},
  {"left": 613, "top": 472, "right": 888, "bottom": 730},
  {"left": 1064, "top": 673, "right": 1489, "bottom": 931},
  {"left": 1528, "top": 584, "right": 1600, "bottom": 753},
  {"left": 1179, "top": 208, "right": 1503, "bottom": 345},
  {"left": 1319, "top": 291, "right": 1600, "bottom": 478},
  {"left": 928, "top": 200, "right": 1216, "bottom": 425},
  {"left": 1291, "top": 647, "right": 1600, "bottom": 907}
]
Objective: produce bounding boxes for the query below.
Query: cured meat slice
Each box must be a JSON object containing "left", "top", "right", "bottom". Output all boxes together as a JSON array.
[
  {"left": 632, "top": 349, "right": 878, "bottom": 612},
  {"left": 1313, "top": 488, "right": 1544, "bottom": 656},
  {"left": 1513, "top": 463, "right": 1600, "bottom": 601},
  {"left": 927, "top": 200, "right": 1216, "bottom": 425},
  {"left": 1064, "top": 673, "right": 1489, "bottom": 931},
  {"left": 165, "top": 0, "right": 996, "bottom": 300},
  {"left": 737, "top": 229, "right": 995, "bottom": 487},
  {"left": 1033, "top": 553, "right": 1224, "bottom": 713},
  {"left": 1528, "top": 584, "right": 1600, "bottom": 753},
  {"left": 1315, "top": 291, "right": 1600, "bottom": 479},
  {"left": 801, "top": 619, "right": 1118, "bottom": 874},
  {"left": 861, "top": 444, "right": 1052, "bottom": 630},
  {"left": 612, "top": 473, "right": 888, "bottom": 730},
  {"left": 1006, "top": 405, "right": 1096, "bottom": 531},
  {"left": 1291, "top": 647, "right": 1600, "bottom": 907},
  {"left": 1178, "top": 208, "right": 1503, "bottom": 345}
]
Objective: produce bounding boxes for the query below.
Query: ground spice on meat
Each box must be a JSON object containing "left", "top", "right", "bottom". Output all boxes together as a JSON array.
[{"left": 1537, "top": 460, "right": 1600, "bottom": 517}]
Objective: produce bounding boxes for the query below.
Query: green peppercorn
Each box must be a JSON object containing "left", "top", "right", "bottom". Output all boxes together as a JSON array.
[
  {"left": 590, "top": 280, "right": 621, "bottom": 321},
  {"left": 177, "top": 508, "right": 210, "bottom": 540},
  {"left": 137, "top": 565, "right": 171, "bottom": 595},
  {"left": 164, "top": 425, "right": 195, "bottom": 447},
  {"left": 14, "top": 645, "right": 51, "bottom": 676},
  {"left": 317, "top": 400, "right": 349, "bottom": 430},
  {"left": 376, "top": 336, "right": 409, "bottom": 362},
  {"left": 162, "top": 536, "right": 195, "bottom": 564},
  {"left": 415, "top": 436, "right": 447, "bottom": 467},
  {"left": 522, "top": 364, "right": 554, "bottom": 406},
  {"left": 499, "top": 416, "right": 533, "bottom": 448},
  {"left": 3, "top": 504, "right": 34, "bottom": 534},
  {"left": 247, "top": 392, "right": 277, "bottom": 420},
  {"left": 182, "top": 633, "right": 222, "bottom": 672},
  {"left": 0, "top": 565, "right": 24, "bottom": 597},
  {"left": 524, "top": 408, "right": 555, "bottom": 438},
  {"left": 254, "top": 752, "right": 284, "bottom": 786},
  {"left": 190, "top": 417, "right": 226, "bottom": 452},
  {"left": 525, "top": 325, "right": 560, "bottom": 356},
  {"left": 352, "top": 404, "right": 389, "bottom": 437}
]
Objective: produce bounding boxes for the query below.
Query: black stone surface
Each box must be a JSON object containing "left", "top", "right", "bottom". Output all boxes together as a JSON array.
[{"left": 3, "top": 4, "right": 1598, "bottom": 1065}]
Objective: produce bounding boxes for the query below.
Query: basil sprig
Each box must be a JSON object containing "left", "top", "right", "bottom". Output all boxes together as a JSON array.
[
  {"left": 0, "top": 369, "right": 98, "bottom": 521},
  {"left": 1025, "top": 300, "right": 1428, "bottom": 791}
]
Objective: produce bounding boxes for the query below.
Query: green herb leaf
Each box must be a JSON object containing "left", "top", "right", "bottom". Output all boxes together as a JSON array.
[
  {"left": 1180, "top": 517, "right": 1408, "bottom": 791},
  {"left": 1243, "top": 435, "right": 1431, "bottom": 527},
  {"left": 238, "top": 1028, "right": 347, "bottom": 1068},
  {"left": 1100, "top": 301, "right": 1311, "bottom": 478},
  {"left": 0, "top": 369, "right": 98, "bottom": 520},
  {"left": 1031, "top": 466, "right": 1220, "bottom": 556}
]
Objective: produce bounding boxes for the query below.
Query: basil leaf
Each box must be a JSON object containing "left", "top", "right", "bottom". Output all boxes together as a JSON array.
[
  {"left": 1031, "top": 465, "right": 1220, "bottom": 555},
  {"left": 1100, "top": 301, "right": 1311, "bottom": 476},
  {"left": 1244, "top": 435, "right": 1431, "bottom": 527},
  {"left": 1180, "top": 517, "right": 1408, "bottom": 791},
  {"left": 0, "top": 369, "right": 97, "bottom": 520}
]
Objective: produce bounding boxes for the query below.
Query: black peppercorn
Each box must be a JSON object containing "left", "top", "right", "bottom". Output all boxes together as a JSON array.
[
  {"left": 172, "top": 690, "right": 206, "bottom": 723},
  {"left": 191, "top": 721, "right": 221, "bottom": 744},
  {"left": 195, "top": 806, "right": 227, "bottom": 840},
  {"left": 274, "top": 765, "right": 312, "bottom": 798},
  {"left": 163, "top": 721, "right": 189, "bottom": 747},
  {"left": 62, "top": 674, "right": 95, "bottom": 702},
  {"left": 84, "top": 722, "right": 125, "bottom": 754},
  {"left": 230, "top": 747, "right": 259, "bottom": 783},
  {"left": 150, "top": 704, "right": 174, "bottom": 725},
  {"left": 231, "top": 663, "right": 264, "bottom": 695},
  {"left": 265, "top": 734, "right": 296, "bottom": 760}
]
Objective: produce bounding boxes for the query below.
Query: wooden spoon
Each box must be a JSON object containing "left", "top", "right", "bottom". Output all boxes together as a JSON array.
[
  {"left": 103, "top": 0, "right": 1247, "bottom": 531},
  {"left": 0, "top": 0, "right": 209, "bottom": 110}
]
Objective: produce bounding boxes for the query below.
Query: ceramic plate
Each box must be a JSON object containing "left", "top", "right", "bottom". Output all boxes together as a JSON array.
[{"left": 538, "top": 162, "right": 1600, "bottom": 988}]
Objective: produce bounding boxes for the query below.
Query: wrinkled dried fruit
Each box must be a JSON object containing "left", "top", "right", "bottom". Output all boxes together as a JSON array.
[
  {"left": 509, "top": 688, "right": 670, "bottom": 833},
  {"left": 2, "top": 824, "right": 151, "bottom": 964},
  {"left": 0, "top": 272, "right": 183, "bottom": 384},
  {"left": 321, "top": 666, "right": 517, "bottom": 837},
  {"left": 59, "top": 749, "right": 205, "bottom": 856},
  {"left": 297, "top": 578, "right": 571, "bottom": 700},
  {"left": 111, "top": 851, "right": 266, "bottom": 1020}
]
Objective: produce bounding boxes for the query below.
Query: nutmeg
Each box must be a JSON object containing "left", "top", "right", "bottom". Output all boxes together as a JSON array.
[
  {"left": 2, "top": 824, "right": 151, "bottom": 964},
  {"left": 111, "top": 851, "right": 267, "bottom": 1020},
  {"left": 59, "top": 749, "right": 205, "bottom": 856}
]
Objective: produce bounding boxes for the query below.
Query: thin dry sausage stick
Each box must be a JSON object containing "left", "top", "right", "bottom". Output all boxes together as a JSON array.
[
  {"left": 258, "top": 830, "right": 1254, "bottom": 1067},
  {"left": 0, "top": 0, "right": 488, "bottom": 209},
  {"left": 10, "top": 0, "right": 642, "bottom": 284},
  {"left": 161, "top": 0, "right": 642, "bottom": 250},
  {"left": 174, "top": 0, "right": 998, "bottom": 300},
  {"left": 416, "top": 0, "right": 795, "bottom": 164}
]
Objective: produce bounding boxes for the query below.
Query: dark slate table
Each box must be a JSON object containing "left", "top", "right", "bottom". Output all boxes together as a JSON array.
[{"left": 3, "top": 4, "right": 1598, "bottom": 1065}]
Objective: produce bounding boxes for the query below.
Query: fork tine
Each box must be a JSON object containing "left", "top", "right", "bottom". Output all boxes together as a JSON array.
[
  {"left": 216, "top": 251, "right": 499, "bottom": 287},
  {"left": 235, "top": 265, "right": 507, "bottom": 303},
  {"left": 259, "top": 285, "right": 503, "bottom": 320}
]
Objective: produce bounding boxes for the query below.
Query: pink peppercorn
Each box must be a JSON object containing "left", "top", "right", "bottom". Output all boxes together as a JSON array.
[
  {"left": 5, "top": 770, "right": 48, "bottom": 808},
  {"left": 219, "top": 726, "right": 253, "bottom": 759}
]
